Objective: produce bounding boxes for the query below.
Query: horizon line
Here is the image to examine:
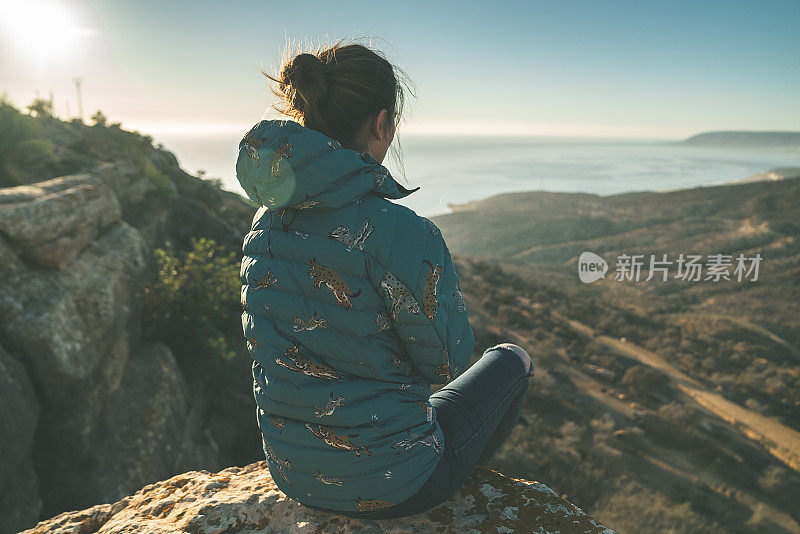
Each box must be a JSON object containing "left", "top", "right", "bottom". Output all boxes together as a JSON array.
[
  {"left": 120, "top": 119, "right": 693, "bottom": 141},
  {"left": 119, "top": 119, "right": 800, "bottom": 142}
]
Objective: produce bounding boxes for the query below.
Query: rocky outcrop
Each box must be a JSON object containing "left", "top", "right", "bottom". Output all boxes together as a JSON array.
[
  {"left": 0, "top": 160, "right": 233, "bottom": 532},
  {"left": 22, "top": 461, "right": 615, "bottom": 534},
  {"left": 0, "top": 341, "right": 42, "bottom": 530},
  {"left": 0, "top": 162, "right": 156, "bottom": 270},
  {"left": 29, "top": 341, "right": 221, "bottom": 516}
]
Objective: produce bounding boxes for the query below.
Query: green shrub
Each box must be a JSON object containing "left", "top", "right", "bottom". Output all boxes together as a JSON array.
[
  {"left": 757, "top": 465, "right": 789, "bottom": 494},
  {"left": 70, "top": 111, "right": 156, "bottom": 162},
  {"left": 91, "top": 109, "right": 108, "bottom": 126},
  {"left": 142, "top": 237, "right": 243, "bottom": 387},
  {"left": 0, "top": 95, "right": 54, "bottom": 186},
  {"left": 657, "top": 401, "right": 699, "bottom": 428},
  {"left": 132, "top": 154, "right": 173, "bottom": 193},
  {"left": 593, "top": 482, "right": 724, "bottom": 533},
  {"left": 621, "top": 365, "right": 669, "bottom": 400}
]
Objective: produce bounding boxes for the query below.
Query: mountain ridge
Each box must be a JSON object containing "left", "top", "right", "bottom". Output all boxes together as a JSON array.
[{"left": 678, "top": 130, "right": 800, "bottom": 149}]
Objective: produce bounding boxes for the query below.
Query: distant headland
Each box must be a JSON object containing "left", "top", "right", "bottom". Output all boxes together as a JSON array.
[{"left": 677, "top": 130, "right": 800, "bottom": 149}]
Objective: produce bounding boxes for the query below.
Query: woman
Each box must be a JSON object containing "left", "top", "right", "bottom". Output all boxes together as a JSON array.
[{"left": 236, "top": 39, "right": 534, "bottom": 519}]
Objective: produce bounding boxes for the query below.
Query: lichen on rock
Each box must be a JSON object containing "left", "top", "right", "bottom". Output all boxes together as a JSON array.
[{"left": 23, "top": 461, "right": 615, "bottom": 533}]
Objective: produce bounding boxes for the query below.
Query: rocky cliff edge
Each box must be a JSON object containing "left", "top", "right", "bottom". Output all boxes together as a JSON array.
[{"left": 22, "top": 461, "right": 615, "bottom": 534}]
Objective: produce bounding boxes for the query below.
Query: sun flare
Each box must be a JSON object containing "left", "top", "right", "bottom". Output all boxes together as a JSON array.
[{"left": 0, "top": 0, "right": 93, "bottom": 64}]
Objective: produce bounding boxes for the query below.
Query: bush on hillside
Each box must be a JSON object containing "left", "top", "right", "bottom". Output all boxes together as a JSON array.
[
  {"left": 69, "top": 113, "right": 155, "bottom": 162},
  {"left": 621, "top": 365, "right": 670, "bottom": 401},
  {"left": 142, "top": 237, "right": 244, "bottom": 387},
  {"left": 0, "top": 95, "right": 54, "bottom": 187}
]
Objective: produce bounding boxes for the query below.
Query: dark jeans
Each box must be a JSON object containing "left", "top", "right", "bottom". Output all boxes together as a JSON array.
[{"left": 305, "top": 344, "right": 534, "bottom": 519}]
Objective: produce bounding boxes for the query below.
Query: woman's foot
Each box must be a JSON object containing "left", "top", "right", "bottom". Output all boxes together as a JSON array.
[{"left": 494, "top": 343, "right": 533, "bottom": 376}]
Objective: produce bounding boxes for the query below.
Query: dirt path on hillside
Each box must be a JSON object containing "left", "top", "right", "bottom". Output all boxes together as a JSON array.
[
  {"left": 544, "top": 306, "right": 800, "bottom": 474},
  {"left": 685, "top": 312, "right": 800, "bottom": 361},
  {"left": 466, "top": 292, "right": 800, "bottom": 528}
]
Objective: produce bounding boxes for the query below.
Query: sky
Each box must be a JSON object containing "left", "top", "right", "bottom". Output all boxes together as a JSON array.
[{"left": 0, "top": 0, "right": 799, "bottom": 139}]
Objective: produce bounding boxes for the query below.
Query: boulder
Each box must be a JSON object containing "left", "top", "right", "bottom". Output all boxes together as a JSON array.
[
  {"left": 0, "top": 342, "right": 42, "bottom": 533},
  {"left": 0, "top": 166, "right": 220, "bottom": 522},
  {"left": 22, "top": 462, "right": 615, "bottom": 533},
  {"left": 0, "top": 177, "right": 121, "bottom": 269},
  {"left": 0, "top": 161, "right": 164, "bottom": 270},
  {"left": 91, "top": 161, "right": 162, "bottom": 217},
  {"left": 0, "top": 221, "right": 150, "bottom": 409},
  {"left": 32, "top": 342, "right": 219, "bottom": 517}
]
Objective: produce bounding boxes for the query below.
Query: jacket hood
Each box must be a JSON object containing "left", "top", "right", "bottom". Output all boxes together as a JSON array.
[{"left": 236, "top": 119, "right": 420, "bottom": 211}]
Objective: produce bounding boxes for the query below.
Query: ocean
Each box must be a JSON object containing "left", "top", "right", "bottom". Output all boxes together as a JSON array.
[{"left": 154, "top": 132, "right": 800, "bottom": 218}]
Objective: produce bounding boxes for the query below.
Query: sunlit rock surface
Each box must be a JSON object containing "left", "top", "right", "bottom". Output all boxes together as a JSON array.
[{"left": 23, "top": 461, "right": 615, "bottom": 533}]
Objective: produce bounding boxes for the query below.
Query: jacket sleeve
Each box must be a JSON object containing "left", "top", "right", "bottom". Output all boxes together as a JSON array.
[{"left": 369, "top": 214, "right": 475, "bottom": 385}]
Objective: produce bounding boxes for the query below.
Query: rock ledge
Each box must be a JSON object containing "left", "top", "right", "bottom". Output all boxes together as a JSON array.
[{"left": 23, "top": 461, "right": 614, "bottom": 533}]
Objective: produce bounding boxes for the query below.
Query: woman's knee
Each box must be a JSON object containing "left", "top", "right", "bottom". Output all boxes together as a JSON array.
[{"left": 489, "top": 343, "right": 532, "bottom": 374}]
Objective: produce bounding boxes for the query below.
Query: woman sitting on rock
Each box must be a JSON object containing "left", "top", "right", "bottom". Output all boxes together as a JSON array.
[{"left": 236, "top": 37, "right": 534, "bottom": 519}]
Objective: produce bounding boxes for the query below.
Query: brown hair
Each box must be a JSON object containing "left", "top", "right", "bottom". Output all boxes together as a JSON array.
[{"left": 260, "top": 38, "right": 414, "bottom": 176}]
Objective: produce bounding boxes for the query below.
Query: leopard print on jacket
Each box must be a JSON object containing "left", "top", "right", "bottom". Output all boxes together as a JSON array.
[
  {"left": 421, "top": 259, "right": 443, "bottom": 321},
  {"left": 308, "top": 258, "right": 362, "bottom": 310}
]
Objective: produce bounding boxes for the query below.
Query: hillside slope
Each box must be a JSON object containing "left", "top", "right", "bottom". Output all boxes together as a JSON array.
[
  {"left": 430, "top": 169, "right": 800, "bottom": 531},
  {"left": 448, "top": 256, "right": 800, "bottom": 532},
  {"left": 433, "top": 170, "right": 800, "bottom": 435}
]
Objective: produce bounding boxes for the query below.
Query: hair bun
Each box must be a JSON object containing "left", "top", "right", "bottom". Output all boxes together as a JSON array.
[{"left": 281, "top": 53, "right": 327, "bottom": 112}]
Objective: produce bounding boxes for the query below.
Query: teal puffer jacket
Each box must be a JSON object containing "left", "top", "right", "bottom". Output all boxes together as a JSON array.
[{"left": 236, "top": 119, "right": 475, "bottom": 513}]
